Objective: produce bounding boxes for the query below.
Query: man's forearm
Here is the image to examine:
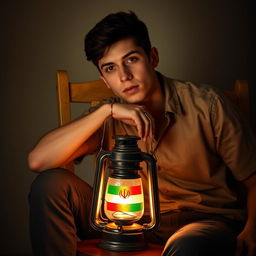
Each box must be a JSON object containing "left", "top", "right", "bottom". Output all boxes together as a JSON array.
[{"left": 28, "top": 103, "right": 111, "bottom": 172}]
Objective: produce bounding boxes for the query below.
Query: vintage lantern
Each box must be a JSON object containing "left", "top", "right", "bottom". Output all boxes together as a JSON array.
[{"left": 90, "top": 135, "right": 159, "bottom": 252}]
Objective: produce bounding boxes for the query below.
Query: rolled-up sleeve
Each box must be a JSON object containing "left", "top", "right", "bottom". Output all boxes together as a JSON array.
[{"left": 211, "top": 94, "right": 256, "bottom": 181}]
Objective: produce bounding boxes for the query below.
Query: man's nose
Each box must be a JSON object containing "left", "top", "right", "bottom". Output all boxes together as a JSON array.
[{"left": 119, "top": 65, "right": 133, "bottom": 82}]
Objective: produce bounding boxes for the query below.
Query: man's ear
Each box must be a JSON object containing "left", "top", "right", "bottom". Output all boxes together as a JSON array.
[
  {"left": 100, "top": 75, "right": 111, "bottom": 89},
  {"left": 150, "top": 47, "right": 159, "bottom": 68}
]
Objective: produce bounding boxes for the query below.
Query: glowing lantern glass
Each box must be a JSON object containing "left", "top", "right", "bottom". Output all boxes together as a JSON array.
[
  {"left": 90, "top": 135, "right": 159, "bottom": 252},
  {"left": 104, "top": 177, "right": 144, "bottom": 224}
]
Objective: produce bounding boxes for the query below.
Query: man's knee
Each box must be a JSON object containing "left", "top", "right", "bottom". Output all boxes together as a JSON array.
[
  {"left": 29, "top": 168, "right": 94, "bottom": 210},
  {"left": 29, "top": 168, "right": 76, "bottom": 200},
  {"left": 162, "top": 221, "right": 236, "bottom": 256},
  {"left": 162, "top": 233, "right": 206, "bottom": 256}
]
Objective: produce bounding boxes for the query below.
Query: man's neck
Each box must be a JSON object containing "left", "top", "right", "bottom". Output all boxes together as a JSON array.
[
  {"left": 144, "top": 73, "right": 165, "bottom": 117},
  {"left": 145, "top": 97, "right": 165, "bottom": 118}
]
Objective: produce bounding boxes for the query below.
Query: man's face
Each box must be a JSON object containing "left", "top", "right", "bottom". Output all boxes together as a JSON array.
[{"left": 98, "top": 38, "right": 159, "bottom": 104}]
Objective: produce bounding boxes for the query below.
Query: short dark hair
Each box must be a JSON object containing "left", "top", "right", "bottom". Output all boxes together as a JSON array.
[{"left": 84, "top": 11, "right": 152, "bottom": 67}]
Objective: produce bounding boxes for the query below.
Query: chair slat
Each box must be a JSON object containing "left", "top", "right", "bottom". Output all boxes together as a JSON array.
[{"left": 70, "top": 81, "right": 115, "bottom": 103}]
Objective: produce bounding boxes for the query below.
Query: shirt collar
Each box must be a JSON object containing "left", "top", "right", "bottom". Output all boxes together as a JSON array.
[{"left": 157, "top": 72, "right": 183, "bottom": 115}]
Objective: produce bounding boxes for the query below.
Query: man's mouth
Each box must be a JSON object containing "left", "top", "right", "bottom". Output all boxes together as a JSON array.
[{"left": 123, "top": 85, "right": 139, "bottom": 95}]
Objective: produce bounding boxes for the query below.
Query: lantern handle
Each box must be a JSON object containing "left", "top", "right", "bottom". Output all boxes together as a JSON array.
[
  {"left": 90, "top": 150, "right": 111, "bottom": 231},
  {"left": 141, "top": 152, "right": 160, "bottom": 231}
]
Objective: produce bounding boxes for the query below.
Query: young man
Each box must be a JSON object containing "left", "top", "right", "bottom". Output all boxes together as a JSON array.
[{"left": 28, "top": 12, "right": 256, "bottom": 256}]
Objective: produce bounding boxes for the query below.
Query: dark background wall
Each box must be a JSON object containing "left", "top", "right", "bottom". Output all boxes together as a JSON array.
[{"left": 1, "top": 0, "right": 254, "bottom": 255}]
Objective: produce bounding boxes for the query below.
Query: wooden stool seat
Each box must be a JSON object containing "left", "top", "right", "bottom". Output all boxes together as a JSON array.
[{"left": 77, "top": 239, "right": 164, "bottom": 256}]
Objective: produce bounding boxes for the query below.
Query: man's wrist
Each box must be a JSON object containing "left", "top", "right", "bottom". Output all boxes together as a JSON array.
[{"left": 110, "top": 102, "right": 114, "bottom": 117}]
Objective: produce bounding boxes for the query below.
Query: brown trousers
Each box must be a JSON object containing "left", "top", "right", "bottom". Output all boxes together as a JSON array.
[{"left": 29, "top": 168, "right": 243, "bottom": 256}]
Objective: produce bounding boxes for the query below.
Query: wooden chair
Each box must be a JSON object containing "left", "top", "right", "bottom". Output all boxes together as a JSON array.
[
  {"left": 223, "top": 80, "right": 250, "bottom": 121},
  {"left": 56, "top": 70, "right": 250, "bottom": 255}
]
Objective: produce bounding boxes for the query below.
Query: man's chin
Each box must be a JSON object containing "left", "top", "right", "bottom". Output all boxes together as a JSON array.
[{"left": 121, "top": 95, "right": 145, "bottom": 105}]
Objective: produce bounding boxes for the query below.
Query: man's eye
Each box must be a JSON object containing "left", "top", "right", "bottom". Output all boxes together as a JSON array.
[
  {"left": 127, "top": 57, "right": 138, "bottom": 63},
  {"left": 105, "top": 66, "right": 115, "bottom": 73}
]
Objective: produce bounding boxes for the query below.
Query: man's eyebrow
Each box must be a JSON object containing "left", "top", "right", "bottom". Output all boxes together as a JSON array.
[
  {"left": 122, "top": 50, "right": 140, "bottom": 59},
  {"left": 100, "top": 50, "right": 140, "bottom": 70},
  {"left": 100, "top": 62, "right": 114, "bottom": 70}
]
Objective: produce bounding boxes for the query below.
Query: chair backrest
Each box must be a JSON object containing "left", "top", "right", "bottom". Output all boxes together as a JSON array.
[
  {"left": 56, "top": 70, "right": 250, "bottom": 169},
  {"left": 223, "top": 80, "right": 250, "bottom": 121},
  {"left": 56, "top": 70, "right": 115, "bottom": 126},
  {"left": 56, "top": 70, "right": 250, "bottom": 126}
]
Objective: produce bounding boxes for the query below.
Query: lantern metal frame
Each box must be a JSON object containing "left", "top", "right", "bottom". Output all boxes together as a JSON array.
[{"left": 90, "top": 135, "right": 160, "bottom": 252}]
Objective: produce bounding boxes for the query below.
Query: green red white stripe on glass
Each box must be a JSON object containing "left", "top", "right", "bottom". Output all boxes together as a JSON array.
[
  {"left": 106, "top": 202, "right": 143, "bottom": 212},
  {"left": 107, "top": 185, "right": 142, "bottom": 197},
  {"left": 105, "top": 184, "right": 144, "bottom": 213}
]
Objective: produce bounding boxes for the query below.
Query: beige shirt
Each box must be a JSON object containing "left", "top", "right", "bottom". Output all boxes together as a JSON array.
[{"left": 88, "top": 73, "right": 256, "bottom": 221}]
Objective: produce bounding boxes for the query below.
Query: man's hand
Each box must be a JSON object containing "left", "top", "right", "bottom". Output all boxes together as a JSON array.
[
  {"left": 236, "top": 173, "right": 256, "bottom": 256},
  {"left": 111, "top": 103, "right": 155, "bottom": 140},
  {"left": 235, "top": 226, "right": 256, "bottom": 256}
]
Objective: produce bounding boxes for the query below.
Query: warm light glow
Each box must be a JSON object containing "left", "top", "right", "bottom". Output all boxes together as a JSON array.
[{"left": 104, "top": 177, "right": 144, "bottom": 224}]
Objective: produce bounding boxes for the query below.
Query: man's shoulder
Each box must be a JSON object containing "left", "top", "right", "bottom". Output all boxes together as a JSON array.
[
  {"left": 162, "top": 74, "right": 224, "bottom": 103},
  {"left": 166, "top": 75, "right": 218, "bottom": 95},
  {"left": 159, "top": 73, "right": 231, "bottom": 116}
]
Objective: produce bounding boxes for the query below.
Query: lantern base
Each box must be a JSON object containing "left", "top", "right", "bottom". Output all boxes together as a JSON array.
[{"left": 99, "top": 230, "right": 147, "bottom": 252}]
